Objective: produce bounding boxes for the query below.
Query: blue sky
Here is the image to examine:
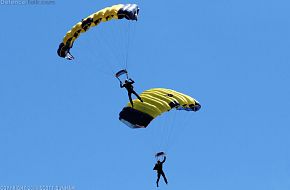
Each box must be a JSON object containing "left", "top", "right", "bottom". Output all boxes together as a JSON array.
[{"left": 0, "top": 0, "right": 290, "bottom": 189}]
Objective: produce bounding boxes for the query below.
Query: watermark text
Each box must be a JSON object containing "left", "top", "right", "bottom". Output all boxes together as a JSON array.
[
  {"left": 0, "top": 0, "right": 55, "bottom": 5},
  {"left": 0, "top": 186, "right": 74, "bottom": 190}
]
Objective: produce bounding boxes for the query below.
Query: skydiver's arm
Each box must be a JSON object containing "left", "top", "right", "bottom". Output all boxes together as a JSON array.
[
  {"left": 161, "top": 156, "right": 166, "bottom": 163},
  {"left": 129, "top": 80, "right": 135, "bottom": 85},
  {"left": 120, "top": 81, "right": 124, "bottom": 88}
]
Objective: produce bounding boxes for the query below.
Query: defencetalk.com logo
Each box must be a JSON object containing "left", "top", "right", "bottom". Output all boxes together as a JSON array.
[{"left": 0, "top": 0, "right": 55, "bottom": 5}]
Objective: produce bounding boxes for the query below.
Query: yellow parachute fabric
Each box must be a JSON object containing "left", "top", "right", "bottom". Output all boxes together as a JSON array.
[
  {"left": 119, "top": 88, "right": 201, "bottom": 128},
  {"left": 57, "top": 4, "right": 139, "bottom": 59}
]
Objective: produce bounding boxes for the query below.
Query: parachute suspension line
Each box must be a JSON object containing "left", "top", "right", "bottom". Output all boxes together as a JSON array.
[
  {"left": 148, "top": 114, "right": 168, "bottom": 156},
  {"left": 125, "top": 21, "right": 133, "bottom": 70},
  {"left": 76, "top": 36, "right": 114, "bottom": 77},
  {"left": 92, "top": 27, "right": 120, "bottom": 76},
  {"left": 158, "top": 120, "right": 166, "bottom": 154},
  {"left": 106, "top": 21, "right": 125, "bottom": 65},
  {"left": 91, "top": 37, "right": 115, "bottom": 76},
  {"left": 112, "top": 21, "right": 136, "bottom": 80},
  {"left": 166, "top": 112, "right": 192, "bottom": 154},
  {"left": 90, "top": 21, "right": 119, "bottom": 74},
  {"left": 89, "top": 38, "right": 114, "bottom": 76},
  {"left": 157, "top": 114, "right": 166, "bottom": 151},
  {"left": 106, "top": 20, "right": 132, "bottom": 72},
  {"left": 97, "top": 20, "right": 134, "bottom": 74},
  {"left": 163, "top": 111, "right": 178, "bottom": 153},
  {"left": 161, "top": 112, "right": 173, "bottom": 151},
  {"left": 84, "top": 20, "right": 137, "bottom": 78},
  {"left": 147, "top": 127, "right": 156, "bottom": 157},
  {"left": 153, "top": 111, "right": 176, "bottom": 155},
  {"left": 77, "top": 27, "right": 113, "bottom": 76},
  {"left": 126, "top": 71, "right": 129, "bottom": 79},
  {"left": 164, "top": 110, "right": 178, "bottom": 152},
  {"left": 160, "top": 116, "right": 169, "bottom": 151},
  {"left": 127, "top": 21, "right": 137, "bottom": 70},
  {"left": 98, "top": 29, "right": 120, "bottom": 69}
]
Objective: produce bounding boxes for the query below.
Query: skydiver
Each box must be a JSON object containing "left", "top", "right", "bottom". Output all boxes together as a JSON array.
[
  {"left": 153, "top": 156, "right": 168, "bottom": 187},
  {"left": 120, "top": 78, "right": 143, "bottom": 107}
]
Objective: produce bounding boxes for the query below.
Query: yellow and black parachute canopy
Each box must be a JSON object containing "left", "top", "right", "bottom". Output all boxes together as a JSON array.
[
  {"left": 119, "top": 88, "right": 201, "bottom": 128},
  {"left": 57, "top": 4, "right": 139, "bottom": 60}
]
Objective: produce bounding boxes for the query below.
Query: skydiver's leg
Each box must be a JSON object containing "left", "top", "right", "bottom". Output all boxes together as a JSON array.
[
  {"left": 156, "top": 173, "right": 161, "bottom": 187},
  {"left": 161, "top": 171, "right": 168, "bottom": 184},
  {"left": 128, "top": 92, "right": 134, "bottom": 107},
  {"left": 132, "top": 90, "right": 143, "bottom": 102}
]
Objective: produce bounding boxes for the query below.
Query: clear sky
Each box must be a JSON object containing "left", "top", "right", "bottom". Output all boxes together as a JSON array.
[{"left": 0, "top": 0, "right": 290, "bottom": 189}]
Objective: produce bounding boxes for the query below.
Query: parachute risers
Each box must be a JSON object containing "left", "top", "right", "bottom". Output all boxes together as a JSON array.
[{"left": 119, "top": 88, "right": 201, "bottom": 129}]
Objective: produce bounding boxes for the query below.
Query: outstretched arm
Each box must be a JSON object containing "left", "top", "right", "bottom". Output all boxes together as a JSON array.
[
  {"left": 120, "top": 81, "right": 124, "bottom": 88},
  {"left": 161, "top": 156, "right": 166, "bottom": 163},
  {"left": 129, "top": 78, "right": 135, "bottom": 84}
]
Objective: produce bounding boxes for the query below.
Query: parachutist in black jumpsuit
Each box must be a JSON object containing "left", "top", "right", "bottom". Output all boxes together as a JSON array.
[
  {"left": 153, "top": 156, "right": 168, "bottom": 187},
  {"left": 120, "top": 79, "right": 143, "bottom": 107}
]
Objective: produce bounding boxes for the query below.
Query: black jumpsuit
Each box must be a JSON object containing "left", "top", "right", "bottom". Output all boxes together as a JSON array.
[
  {"left": 120, "top": 79, "right": 143, "bottom": 107},
  {"left": 153, "top": 156, "right": 168, "bottom": 187}
]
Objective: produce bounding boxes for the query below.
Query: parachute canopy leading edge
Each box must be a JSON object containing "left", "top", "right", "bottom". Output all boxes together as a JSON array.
[
  {"left": 57, "top": 4, "right": 139, "bottom": 60},
  {"left": 119, "top": 88, "right": 201, "bottom": 128}
]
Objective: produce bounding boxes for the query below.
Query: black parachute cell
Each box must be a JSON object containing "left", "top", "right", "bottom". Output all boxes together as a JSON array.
[{"left": 119, "top": 107, "right": 154, "bottom": 128}]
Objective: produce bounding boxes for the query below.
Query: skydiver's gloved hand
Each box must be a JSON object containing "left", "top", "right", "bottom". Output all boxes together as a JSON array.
[{"left": 162, "top": 156, "right": 166, "bottom": 163}]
